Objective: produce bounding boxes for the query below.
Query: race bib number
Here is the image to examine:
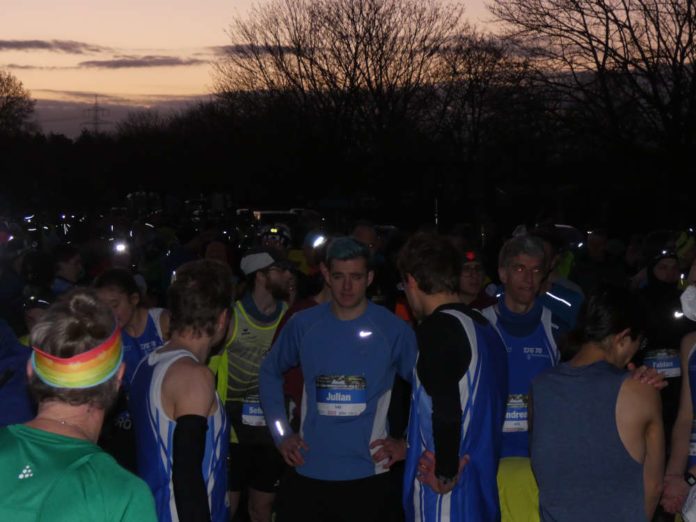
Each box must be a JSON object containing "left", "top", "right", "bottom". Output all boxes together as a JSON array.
[
  {"left": 644, "top": 349, "right": 681, "bottom": 378},
  {"left": 503, "top": 394, "right": 528, "bottom": 433},
  {"left": 316, "top": 375, "right": 367, "bottom": 416},
  {"left": 241, "top": 395, "right": 266, "bottom": 426}
]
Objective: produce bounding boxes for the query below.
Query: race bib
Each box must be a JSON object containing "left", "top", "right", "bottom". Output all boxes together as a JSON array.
[
  {"left": 316, "top": 375, "right": 367, "bottom": 416},
  {"left": 644, "top": 349, "right": 681, "bottom": 378},
  {"left": 241, "top": 395, "right": 266, "bottom": 426},
  {"left": 503, "top": 394, "right": 528, "bottom": 433}
]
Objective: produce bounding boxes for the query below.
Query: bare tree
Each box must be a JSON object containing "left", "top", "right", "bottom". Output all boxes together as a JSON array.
[
  {"left": 428, "top": 32, "right": 532, "bottom": 162},
  {"left": 0, "top": 69, "right": 35, "bottom": 135},
  {"left": 116, "top": 109, "right": 168, "bottom": 137},
  {"left": 489, "top": 0, "right": 696, "bottom": 151},
  {"left": 214, "top": 0, "right": 467, "bottom": 136}
]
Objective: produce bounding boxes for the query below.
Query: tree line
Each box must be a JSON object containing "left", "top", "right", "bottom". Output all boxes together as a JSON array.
[{"left": 1, "top": 0, "right": 694, "bottom": 229}]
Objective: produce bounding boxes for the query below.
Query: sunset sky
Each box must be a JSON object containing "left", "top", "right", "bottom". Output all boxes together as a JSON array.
[{"left": 1, "top": 0, "right": 490, "bottom": 136}]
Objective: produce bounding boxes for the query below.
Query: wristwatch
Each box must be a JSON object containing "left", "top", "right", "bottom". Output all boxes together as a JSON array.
[{"left": 685, "top": 472, "right": 696, "bottom": 486}]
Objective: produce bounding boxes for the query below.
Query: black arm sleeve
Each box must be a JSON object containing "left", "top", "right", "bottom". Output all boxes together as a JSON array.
[
  {"left": 173, "top": 414, "right": 211, "bottom": 522},
  {"left": 416, "top": 310, "right": 472, "bottom": 480}
]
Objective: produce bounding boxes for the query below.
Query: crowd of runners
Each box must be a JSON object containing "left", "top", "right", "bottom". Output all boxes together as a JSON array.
[{"left": 1, "top": 209, "right": 695, "bottom": 522}]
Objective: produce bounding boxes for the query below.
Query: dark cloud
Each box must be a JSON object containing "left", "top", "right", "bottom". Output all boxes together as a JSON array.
[
  {"left": 3, "top": 63, "right": 74, "bottom": 71},
  {"left": 79, "top": 55, "right": 208, "bottom": 69},
  {"left": 0, "top": 39, "right": 109, "bottom": 54},
  {"left": 209, "top": 44, "right": 296, "bottom": 56},
  {"left": 34, "top": 89, "right": 132, "bottom": 104}
]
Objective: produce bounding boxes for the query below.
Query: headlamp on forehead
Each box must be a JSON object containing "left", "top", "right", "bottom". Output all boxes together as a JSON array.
[{"left": 313, "top": 235, "right": 327, "bottom": 248}]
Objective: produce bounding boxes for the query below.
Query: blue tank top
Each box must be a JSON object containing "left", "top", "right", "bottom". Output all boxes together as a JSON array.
[
  {"left": 130, "top": 349, "right": 228, "bottom": 522},
  {"left": 122, "top": 308, "right": 165, "bottom": 386},
  {"left": 531, "top": 361, "right": 645, "bottom": 521},
  {"left": 688, "top": 342, "right": 696, "bottom": 467},
  {"left": 403, "top": 309, "right": 508, "bottom": 522},
  {"left": 482, "top": 303, "right": 558, "bottom": 458}
]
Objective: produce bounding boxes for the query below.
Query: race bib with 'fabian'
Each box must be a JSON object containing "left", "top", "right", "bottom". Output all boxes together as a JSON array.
[
  {"left": 241, "top": 395, "right": 267, "bottom": 426},
  {"left": 316, "top": 375, "right": 367, "bottom": 416},
  {"left": 503, "top": 394, "right": 528, "bottom": 433},
  {"left": 644, "top": 349, "right": 681, "bottom": 378}
]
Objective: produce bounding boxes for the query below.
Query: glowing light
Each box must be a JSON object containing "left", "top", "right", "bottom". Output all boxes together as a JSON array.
[
  {"left": 675, "top": 311, "right": 685, "bottom": 319},
  {"left": 114, "top": 242, "right": 127, "bottom": 253},
  {"left": 313, "top": 235, "right": 327, "bottom": 248},
  {"left": 275, "top": 420, "right": 285, "bottom": 437},
  {"left": 359, "top": 330, "right": 373, "bottom": 338},
  {"left": 577, "top": 242, "right": 584, "bottom": 248}
]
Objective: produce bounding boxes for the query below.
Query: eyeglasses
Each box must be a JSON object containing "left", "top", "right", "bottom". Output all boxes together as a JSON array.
[{"left": 638, "top": 336, "right": 648, "bottom": 351}]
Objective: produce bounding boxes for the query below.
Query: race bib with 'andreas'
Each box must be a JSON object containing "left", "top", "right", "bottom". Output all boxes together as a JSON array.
[
  {"left": 503, "top": 394, "right": 528, "bottom": 433},
  {"left": 316, "top": 375, "right": 367, "bottom": 416}
]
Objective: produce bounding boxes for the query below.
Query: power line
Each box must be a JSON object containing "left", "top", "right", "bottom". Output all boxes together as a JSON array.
[{"left": 81, "top": 95, "right": 111, "bottom": 132}]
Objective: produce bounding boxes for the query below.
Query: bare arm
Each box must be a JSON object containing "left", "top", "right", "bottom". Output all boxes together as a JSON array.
[
  {"left": 159, "top": 310, "right": 171, "bottom": 341},
  {"left": 163, "top": 358, "right": 217, "bottom": 419},
  {"left": 618, "top": 376, "right": 664, "bottom": 520},
  {"left": 663, "top": 332, "right": 696, "bottom": 513},
  {"left": 642, "top": 385, "right": 665, "bottom": 519}
]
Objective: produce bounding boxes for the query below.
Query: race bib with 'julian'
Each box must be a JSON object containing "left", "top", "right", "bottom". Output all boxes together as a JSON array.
[{"left": 316, "top": 375, "right": 367, "bottom": 416}]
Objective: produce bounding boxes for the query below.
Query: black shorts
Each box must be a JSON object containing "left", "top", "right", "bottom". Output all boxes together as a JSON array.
[
  {"left": 276, "top": 469, "right": 391, "bottom": 522},
  {"left": 227, "top": 443, "right": 286, "bottom": 493}
]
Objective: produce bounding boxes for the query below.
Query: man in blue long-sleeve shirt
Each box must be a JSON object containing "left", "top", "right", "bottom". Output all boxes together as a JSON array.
[{"left": 260, "top": 237, "right": 417, "bottom": 522}]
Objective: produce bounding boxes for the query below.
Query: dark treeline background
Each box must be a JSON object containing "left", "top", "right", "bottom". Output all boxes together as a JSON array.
[{"left": 1, "top": 0, "right": 693, "bottom": 232}]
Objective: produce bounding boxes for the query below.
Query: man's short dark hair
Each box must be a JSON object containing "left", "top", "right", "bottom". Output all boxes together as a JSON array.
[
  {"left": 397, "top": 233, "right": 461, "bottom": 295},
  {"left": 168, "top": 260, "right": 233, "bottom": 337},
  {"left": 325, "top": 237, "right": 372, "bottom": 270},
  {"left": 577, "top": 285, "right": 647, "bottom": 344},
  {"left": 29, "top": 288, "right": 118, "bottom": 410}
]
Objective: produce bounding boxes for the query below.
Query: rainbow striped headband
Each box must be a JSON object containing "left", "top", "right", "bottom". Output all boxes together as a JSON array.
[{"left": 31, "top": 327, "right": 123, "bottom": 389}]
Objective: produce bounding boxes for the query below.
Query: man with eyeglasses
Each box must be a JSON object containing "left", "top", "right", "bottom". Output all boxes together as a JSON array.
[
  {"left": 483, "top": 235, "right": 665, "bottom": 522},
  {"left": 457, "top": 249, "right": 497, "bottom": 310},
  {"left": 480, "top": 234, "right": 566, "bottom": 522},
  {"left": 208, "top": 247, "right": 293, "bottom": 522}
]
